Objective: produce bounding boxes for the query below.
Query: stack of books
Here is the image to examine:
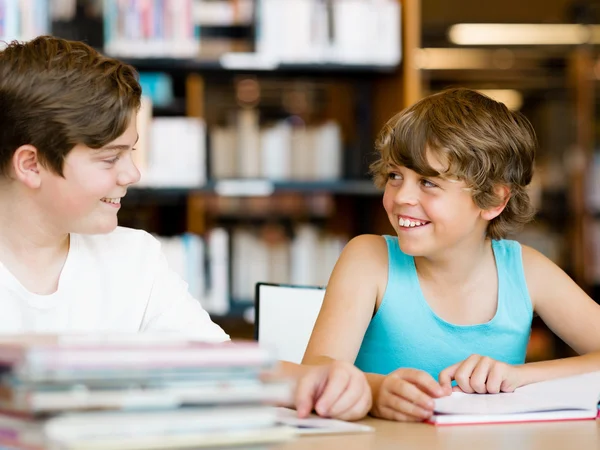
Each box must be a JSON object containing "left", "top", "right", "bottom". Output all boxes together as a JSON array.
[{"left": 0, "top": 334, "right": 293, "bottom": 449}]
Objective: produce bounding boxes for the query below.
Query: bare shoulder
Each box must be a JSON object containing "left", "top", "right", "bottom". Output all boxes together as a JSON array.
[
  {"left": 328, "top": 234, "right": 389, "bottom": 305},
  {"left": 342, "top": 234, "right": 388, "bottom": 260},
  {"left": 302, "top": 234, "right": 389, "bottom": 362},
  {"left": 336, "top": 234, "right": 388, "bottom": 277},
  {"left": 520, "top": 244, "right": 560, "bottom": 275}
]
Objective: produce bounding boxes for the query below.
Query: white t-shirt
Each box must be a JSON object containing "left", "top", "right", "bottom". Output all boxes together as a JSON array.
[{"left": 0, "top": 227, "right": 230, "bottom": 342}]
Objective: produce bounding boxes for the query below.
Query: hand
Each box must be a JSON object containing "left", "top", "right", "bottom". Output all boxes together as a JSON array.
[
  {"left": 371, "top": 368, "right": 451, "bottom": 422},
  {"left": 294, "top": 360, "right": 372, "bottom": 421},
  {"left": 438, "top": 354, "right": 522, "bottom": 394}
]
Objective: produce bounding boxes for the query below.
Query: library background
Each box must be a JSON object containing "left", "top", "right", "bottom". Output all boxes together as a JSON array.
[{"left": 5, "top": 0, "right": 600, "bottom": 359}]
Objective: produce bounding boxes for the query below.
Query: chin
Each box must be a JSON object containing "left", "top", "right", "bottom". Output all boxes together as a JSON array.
[
  {"left": 397, "top": 245, "right": 422, "bottom": 257},
  {"left": 94, "top": 221, "right": 119, "bottom": 234},
  {"left": 395, "top": 236, "right": 427, "bottom": 257}
]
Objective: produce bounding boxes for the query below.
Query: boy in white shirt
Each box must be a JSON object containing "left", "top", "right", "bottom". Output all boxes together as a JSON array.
[{"left": 0, "top": 36, "right": 371, "bottom": 421}]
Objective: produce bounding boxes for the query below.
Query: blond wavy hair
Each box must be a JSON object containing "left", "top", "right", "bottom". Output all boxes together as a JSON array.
[{"left": 370, "top": 88, "right": 537, "bottom": 240}]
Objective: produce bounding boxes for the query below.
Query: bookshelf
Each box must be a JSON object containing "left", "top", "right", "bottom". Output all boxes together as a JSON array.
[
  {"left": 93, "top": 0, "right": 421, "bottom": 325},
  {"left": 121, "top": 58, "right": 400, "bottom": 75},
  {"left": 129, "top": 180, "right": 382, "bottom": 197}
]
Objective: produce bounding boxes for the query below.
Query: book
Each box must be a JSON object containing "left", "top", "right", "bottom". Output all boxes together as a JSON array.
[
  {"left": 0, "top": 335, "right": 275, "bottom": 381},
  {"left": 0, "top": 406, "right": 292, "bottom": 450},
  {"left": 428, "top": 370, "right": 600, "bottom": 425},
  {"left": 0, "top": 378, "right": 292, "bottom": 413},
  {"left": 275, "top": 407, "right": 374, "bottom": 435},
  {"left": 0, "top": 334, "right": 293, "bottom": 450}
]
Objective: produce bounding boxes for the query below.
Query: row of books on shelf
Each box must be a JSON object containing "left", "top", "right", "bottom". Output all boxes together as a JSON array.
[
  {"left": 157, "top": 224, "right": 347, "bottom": 316},
  {"left": 134, "top": 97, "right": 344, "bottom": 187},
  {"left": 4, "top": 0, "right": 401, "bottom": 66},
  {"left": 211, "top": 111, "right": 343, "bottom": 181},
  {"left": 104, "top": 0, "right": 199, "bottom": 58},
  {"left": 0, "top": 335, "right": 295, "bottom": 449},
  {"left": 91, "top": 0, "right": 403, "bottom": 65},
  {"left": 251, "top": 0, "right": 401, "bottom": 67}
]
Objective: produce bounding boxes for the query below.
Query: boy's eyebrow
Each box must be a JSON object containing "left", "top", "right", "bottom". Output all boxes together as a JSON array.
[
  {"left": 95, "top": 134, "right": 139, "bottom": 152},
  {"left": 384, "top": 163, "right": 459, "bottom": 182}
]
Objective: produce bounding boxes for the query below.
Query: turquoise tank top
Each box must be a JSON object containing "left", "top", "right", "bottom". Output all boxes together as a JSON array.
[{"left": 354, "top": 236, "right": 533, "bottom": 381}]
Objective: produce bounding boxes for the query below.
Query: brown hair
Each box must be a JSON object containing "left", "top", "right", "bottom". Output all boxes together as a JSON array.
[
  {"left": 370, "top": 88, "right": 537, "bottom": 240},
  {"left": 0, "top": 36, "right": 141, "bottom": 177}
]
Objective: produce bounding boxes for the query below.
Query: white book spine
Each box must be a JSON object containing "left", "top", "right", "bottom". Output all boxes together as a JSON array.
[
  {"left": 237, "top": 109, "right": 261, "bottom": 178},
  {"left": 314, "top": 122, "right": 342, "bottom": 180},
  {"left": 211, "top": 127, "right": 239, "bottom": 179},
  {"left": 207, "top": 228, "right": 230, "bottom": 315},
  {"left": 260, "top": 122, "right": 292, "bottom": 180}
]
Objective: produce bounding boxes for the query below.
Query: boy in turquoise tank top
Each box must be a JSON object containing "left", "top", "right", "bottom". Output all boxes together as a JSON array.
[{"left": 302, "top": 88, "right": 600, "bottom": 422}]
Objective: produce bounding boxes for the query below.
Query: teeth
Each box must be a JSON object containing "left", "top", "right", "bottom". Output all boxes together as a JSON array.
[
  {"left": 102, "top": 198, "right": 121, "bottom": 204},
  {"left": 398, "top": 217, "right": 426, "bottom": 228}
]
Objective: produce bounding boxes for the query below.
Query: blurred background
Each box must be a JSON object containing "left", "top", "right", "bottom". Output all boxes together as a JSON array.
[{"left": 3, "top": 0, "right": 599, "bottom": 360}]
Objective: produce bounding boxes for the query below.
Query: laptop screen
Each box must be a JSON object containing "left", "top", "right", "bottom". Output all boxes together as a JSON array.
[{"left": 255, "top": 283, "right": 325, "bottom": 364}]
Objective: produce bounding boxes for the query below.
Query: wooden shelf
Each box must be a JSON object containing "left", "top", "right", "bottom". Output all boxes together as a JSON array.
[
  {"left": 128, "top": 180, "right": 382, "bottom": 198},
  {"left": 124, "top": 57, "right": 399, "bottom": 76}
]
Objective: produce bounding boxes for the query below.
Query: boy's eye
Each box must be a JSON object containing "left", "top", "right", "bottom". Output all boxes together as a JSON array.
[
  {"left": 387, "top": 172, "right": 402, "bottom": 181},
  {"left": 104, "top": 156, "right": 120, "bottom": 165},
  {"left": 421, "top": 179, "right": 437, "bottom": 188}
]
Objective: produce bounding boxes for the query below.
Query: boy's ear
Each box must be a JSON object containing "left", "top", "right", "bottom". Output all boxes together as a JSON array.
[
  {"left": 481, "top": 185, "right": 511, "bottom": 221},
  {"left": 12, "top": 145, "right": 43, "bottom": 189}
]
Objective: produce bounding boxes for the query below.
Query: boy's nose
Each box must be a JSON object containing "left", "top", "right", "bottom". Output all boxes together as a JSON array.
[
  {"left": 117, "top": 157, "right": 141, "bottom": 186},
  {"left": 393, "top": 183, "right": 419, "bottom": 206}
]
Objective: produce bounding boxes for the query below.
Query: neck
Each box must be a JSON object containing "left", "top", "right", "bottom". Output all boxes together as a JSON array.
[
  {"left": 0, "top": 183, "right": 69, "bottom": 266},
  {"left": 414, "top": 234, "right": 493, "bottom": 288}
]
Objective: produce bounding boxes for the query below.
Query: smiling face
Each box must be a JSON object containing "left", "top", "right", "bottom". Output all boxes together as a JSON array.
[
  {"left": 382, "top": 150, "right": 490, "bottom": 258},
  {"left": 35, "top": 113, "right": 141, "bottom": 235}
]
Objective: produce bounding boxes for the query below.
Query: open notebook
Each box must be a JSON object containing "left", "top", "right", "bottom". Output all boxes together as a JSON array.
[{"left": 428, "top": 371, "right": 600, "bottom": 425}]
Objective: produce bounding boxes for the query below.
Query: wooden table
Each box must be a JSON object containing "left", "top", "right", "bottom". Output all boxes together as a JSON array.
[{"left": 274, "top": 418, "right": 600, "bottom": 450}]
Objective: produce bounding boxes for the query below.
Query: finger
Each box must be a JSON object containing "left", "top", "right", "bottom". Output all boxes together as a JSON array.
[
  {"left": 336, "top": 384, "right": 373, "bottom": 421},
  {"left": 390, "top": 380, "right": 435, "bottom": 411},
  {"left": 500, "top": 377, "right": 518, "bottom": 393},
  {"left": 470, "top": 357, "right": 493, "bottom": 394},
  {"left": 325, "top": 372, "right": 365, "bottom": 418},
  {"left": 452, "top": 385, "right": 465, "bottom": 393},
  {"left": 438, "top": 363, "right": 458, "bottom": 391},
  {"left": 486, "top": 364, "right": 504, "bottom": 394},
  {"left": 379, "top": 405, "right": 424, "bottom": 422},
  {"left": 382, "top": 396, "right": 433, "bottom": 421},
  {"left": 453, "top": 356, "right": 481, "bottom": 394},
  {"left": 314, "top": 367, "right": 351, "bottom": 417},
  {"left": 398, "top": 369, "right": 445, "bottom": 397},
  {"left": 294, "top": 370, "right": 321, "bottom": 418}
]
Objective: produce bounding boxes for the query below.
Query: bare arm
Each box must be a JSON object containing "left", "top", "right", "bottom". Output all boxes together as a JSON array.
[
  {"left": 300, "top": 235, "right": 447, "bottom": 421},
  {"left": 301, "top": 235, "right": 415, "bottom": 416},
  {"left": 519, "top": 245, "right": 600, "bottom": 384},
  {"left": 302, "top": 234, "right": 388, "bottom": 365}
]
